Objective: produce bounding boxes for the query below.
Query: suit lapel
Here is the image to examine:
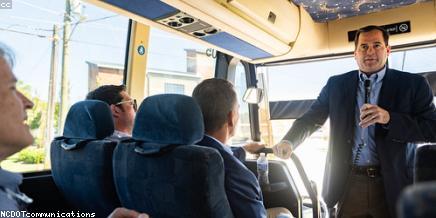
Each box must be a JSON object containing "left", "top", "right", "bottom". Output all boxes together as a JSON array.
[{"left": 346, "top": 71, "right": 359, "bottom": 108}]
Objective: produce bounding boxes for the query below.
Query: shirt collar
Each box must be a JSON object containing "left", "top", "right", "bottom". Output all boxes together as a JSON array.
[
  {"left": 204, "top": 134, "right": 233, "bottom": 155},
  {"left": 359, "top": 66, "right": 386, "bottom": 84}
]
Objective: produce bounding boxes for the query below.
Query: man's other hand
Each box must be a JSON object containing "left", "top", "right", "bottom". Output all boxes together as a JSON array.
[
  {"left": 272, "top": 140, "right": 293, "bottom": 159},
  {"left": 243, "top": 142, "right": 265, "bottom": 154},
  {"left": 108, "top": 207, "right": 149, "bottom": 218}
]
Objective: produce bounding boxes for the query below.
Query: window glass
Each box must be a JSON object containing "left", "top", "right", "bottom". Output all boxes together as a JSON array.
[
  {"left": 232, "top": 62, "right": 251, "bottom": 145},
  {"left": 391, "top": 47, "right": 436, "bottom": 73},
  {"left": 145, "top": 29, "right": 216, "bottom": 97},
  {"left": 266, "top": 57, "right": 356, "bottom": 101},
  {"left": 261, "top": 46, "right": 436, "bottom": 195},
  {"left": 0, "top": 1, "right": 218, "bottom": 173},
  {"left": 0, "top": 0, "right": 128, "bottom": 172},
  {"left": 164, "top": 83, "right": 185, "bottom": 95}
]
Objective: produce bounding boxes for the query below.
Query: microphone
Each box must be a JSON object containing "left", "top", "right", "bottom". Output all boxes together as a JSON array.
[{"left": 364, "top": 79, "right": 371, "bottom": 104}]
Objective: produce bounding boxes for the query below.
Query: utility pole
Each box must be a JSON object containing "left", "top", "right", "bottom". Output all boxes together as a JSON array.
[
  {"left": 44, "top": 25, "right": 59, "bottom": 167},
  {"left": 59, "top": 0, "right": 72, "bottom": 133}
]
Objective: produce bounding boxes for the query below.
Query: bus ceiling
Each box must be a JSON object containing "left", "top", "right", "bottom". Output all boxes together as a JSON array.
[{"left": 86, "top": 0, "right": 435, "bottom": 64}]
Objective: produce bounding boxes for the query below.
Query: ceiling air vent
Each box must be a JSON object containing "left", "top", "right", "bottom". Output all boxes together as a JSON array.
[{"left": 156, "top": 11, "right": 220, "bottom": 38}]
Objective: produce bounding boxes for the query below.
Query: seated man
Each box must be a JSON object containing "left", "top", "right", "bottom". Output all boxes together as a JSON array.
[
  {"left": 0, "top": 42, "right": 147, "bottom": 218},
  {"left": 86, "top": 85, "right": 136, "bottom": 139},
  {"left": 192, "top": 78, "right": 292, "bottom": 218}
]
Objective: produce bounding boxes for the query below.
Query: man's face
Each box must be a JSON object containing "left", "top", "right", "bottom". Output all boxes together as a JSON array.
[
  {"left": 354, "top": 30, "right": 391, "bottom": 74},
  {"left": 115, "top": 91, "right": 136, "bottom": 132},
  {"left": 0, "top": 58, "right": 34, "bottom": 160}
]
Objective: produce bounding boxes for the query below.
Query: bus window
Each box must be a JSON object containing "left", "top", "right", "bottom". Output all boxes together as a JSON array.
[
  {"left": 390, "top": 47, "right": 436, "bottom": 73},
  {"left": 0, "top": 0, "right": 128, "bottom": 173},
  {"left": 0, "top": 1, "right": 218, "bottom": 173},
  {"left": 146, "top": 29, "right": 215, "bottom": 97},
  {"left": 231, "top": 61, "right": 251, "bottom": 145}
]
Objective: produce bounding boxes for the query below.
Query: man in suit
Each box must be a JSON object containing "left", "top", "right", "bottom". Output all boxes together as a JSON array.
[
  {"left": 273, "top": 25, "right": 436, "bottom": 217},
  {"left": 192, "top": 78, "right": 291, "bottom": 218},
  {"left": 0, "top": 42, "right": 147, "bottom": 218}
]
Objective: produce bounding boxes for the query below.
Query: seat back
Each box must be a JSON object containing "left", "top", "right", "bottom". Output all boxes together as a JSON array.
[
  {"left": 114, "top": 94, "right": 233, "bottom": 218},
  {"left": 50, "top": 100, "right": 120, "bottom": 217},
  {"left": 397, "top": 182, "right": 436, "bottom": 218},
  {"left": 413, "top": 142, "right": 436, "bottom": 182}
]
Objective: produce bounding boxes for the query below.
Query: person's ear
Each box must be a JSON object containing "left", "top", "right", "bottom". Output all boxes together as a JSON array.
[
  {"left": 227, "top": 110, "right": 236, "bottom": 127},
  {"left": 386, "top": 45, "right": 391, "bottom": 56},
  {"left": 110, "top": 105, "right": 121, "bottom": 118}
]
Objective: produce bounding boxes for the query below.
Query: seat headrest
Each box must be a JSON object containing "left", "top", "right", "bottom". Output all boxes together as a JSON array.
[
  {"left": 63, "top": 100, "right": 114, "bottom": 139},
  {"left": 133, "top": 94, "right": 204, "bottom": 145}
]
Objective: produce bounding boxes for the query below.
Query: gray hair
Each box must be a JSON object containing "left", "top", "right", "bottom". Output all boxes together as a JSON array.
[
  {"left": 0, "top": 42, "right": 15, "bottom": 68},
  {"left": 192, "top": 78, "right": 237, "bottom": 133}
]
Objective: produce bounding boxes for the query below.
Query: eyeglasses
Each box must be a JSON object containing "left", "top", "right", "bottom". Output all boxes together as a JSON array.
[{"left": 115, "top": 99, "right": 137, "bottom": 111}]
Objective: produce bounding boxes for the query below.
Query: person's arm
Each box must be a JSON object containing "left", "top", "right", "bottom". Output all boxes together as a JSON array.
[
  {"left": 274, "top": 78, "right": 331, "bottom": 158},
  {"left": 231, "top": 142, "right": 265, "bottom": 161},
  {"left": 226, "top": 166, "right": 267, "bottom": 218},
  {"left": 231, "top": 147, "right": 246, "bottom": 161}
]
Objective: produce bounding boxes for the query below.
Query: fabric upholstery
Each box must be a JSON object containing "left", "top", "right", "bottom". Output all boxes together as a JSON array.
[
  {"left": 133, "top": 94, "right": 204, "bottom": 145},
  {"left": 397, "top": 182, "right": 436, "bottom": 218},
  {"left": 63, "top": 100, "right": 114, "bottom": 140},
  {"left": 114, "top": 94, "right": 233, "bottom": 218},
  {"left": 51, "top": 100, "right": 120, "bottom": 217}
]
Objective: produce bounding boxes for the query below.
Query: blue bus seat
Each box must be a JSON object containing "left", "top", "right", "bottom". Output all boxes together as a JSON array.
[
  {"left": 113, "top": 94, "right": 233, "bottom": 218},
  {"left": 397, "top": 182, "right": 436, "bottom": 218},
  {"left": 50, "top": 100, "right": 120, "bottom": 217}
]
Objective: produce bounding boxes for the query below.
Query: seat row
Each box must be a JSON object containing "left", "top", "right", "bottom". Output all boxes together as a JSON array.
[
  {"left": 50, "top": 94, "right": 234, "bottom": 218},
  {"left": 50, "top": 93, "right": 436, "bottom": 217}
]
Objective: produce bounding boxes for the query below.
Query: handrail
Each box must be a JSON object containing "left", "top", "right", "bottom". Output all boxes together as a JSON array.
[{"left": 290, "top": 154, "right": 320, "bottom": 218}]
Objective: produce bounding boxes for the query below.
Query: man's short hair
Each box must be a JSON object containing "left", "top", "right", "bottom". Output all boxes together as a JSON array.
[
  {"left": 0, "top": 42, "right": 15, "bottom": 68},
  {"left": 354, "top": 25, "right": 389, "bottom": 49},
  {"left": 192, "top": 78, "right": 237, "bottom": 133},
  {"left": 86, "top": 85, "right": 126, "bottom": 105}
]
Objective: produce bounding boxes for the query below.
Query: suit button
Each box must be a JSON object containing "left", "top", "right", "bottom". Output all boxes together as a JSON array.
[{"left": 347, "top": 139, "right": 352, "bottom": 144}]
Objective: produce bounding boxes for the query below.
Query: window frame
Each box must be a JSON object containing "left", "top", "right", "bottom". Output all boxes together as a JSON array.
[{"left": 216, "top": 51, "right": 260, "bottom": 142}]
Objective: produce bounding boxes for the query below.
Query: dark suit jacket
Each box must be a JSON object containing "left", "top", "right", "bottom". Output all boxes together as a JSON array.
[
  {"left": 283, "top": 68, "right": 436, "bottom": 216},
  {"left": 197, "top": 135, "right": 267, "bottom": 218}
]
